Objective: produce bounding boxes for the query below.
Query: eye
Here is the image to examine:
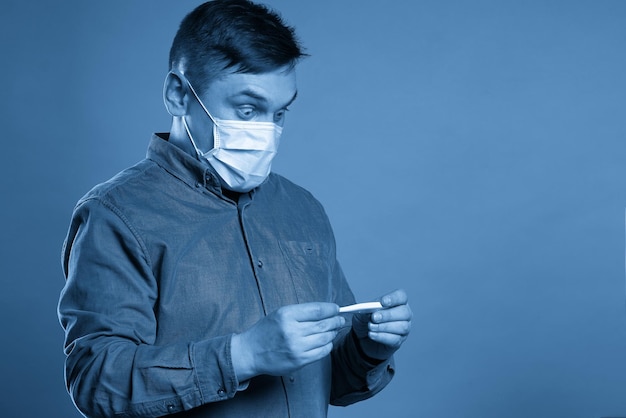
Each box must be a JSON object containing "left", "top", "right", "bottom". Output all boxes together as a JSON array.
[
  {"left": 274, "top": 107, "right": 290, "bottom": 123},
  {"left": 237, "top": 106, "right": 256, "bottom": 120}
]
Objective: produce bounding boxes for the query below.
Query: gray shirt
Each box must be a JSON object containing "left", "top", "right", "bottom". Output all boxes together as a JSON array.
[{"left": 58, "top": 134, "right": 394, "bottom": 417}]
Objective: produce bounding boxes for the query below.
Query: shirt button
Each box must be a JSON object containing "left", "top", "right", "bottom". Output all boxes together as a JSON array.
[
  {"left": 217, "top": 388, "right": 226, "bottom": 396},
  {"left": 167, "top": 404, "right": 175, "bottom": 412},
  {"left": 289, "top": 376, "right": 295, "bottom": 383},
  {"left": 257, "top": 259, "right": 263, "bottom": 268}
]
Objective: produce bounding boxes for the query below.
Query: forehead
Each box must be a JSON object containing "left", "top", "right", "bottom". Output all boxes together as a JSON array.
[{"left": 204, "top": 67, "right": 297, "bottom": 106}]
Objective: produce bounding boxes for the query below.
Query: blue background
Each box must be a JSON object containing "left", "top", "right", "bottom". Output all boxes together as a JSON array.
[{"left": 2, "top": 1, "right": 626, "bottom": 417}]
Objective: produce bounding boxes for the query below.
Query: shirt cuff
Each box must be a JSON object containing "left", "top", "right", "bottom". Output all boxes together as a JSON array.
[
  {"left": 191, "top": 334, "right": 241, "bottom": 403},
  {"left": 350, "top": 328, "right": 385, "bottom": 366}
]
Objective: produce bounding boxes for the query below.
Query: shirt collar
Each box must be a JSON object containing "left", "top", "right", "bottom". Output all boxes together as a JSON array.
[{"left": 147, "top": 133, "right": 223, "bottom": 193}]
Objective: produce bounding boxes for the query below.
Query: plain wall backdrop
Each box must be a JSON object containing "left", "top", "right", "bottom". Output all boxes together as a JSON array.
[{"left": 2, "top": 1, "right": 626, "bottom": 417}]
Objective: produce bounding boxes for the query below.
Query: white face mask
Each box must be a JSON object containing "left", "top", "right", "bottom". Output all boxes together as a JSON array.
[{"left": 182, "top": 78, "right": 282, "bottom": 192}]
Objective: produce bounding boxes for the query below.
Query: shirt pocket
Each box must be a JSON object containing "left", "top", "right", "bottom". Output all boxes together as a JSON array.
[{"left": 278, "top": 240, "right": 332, "bottom": 303}]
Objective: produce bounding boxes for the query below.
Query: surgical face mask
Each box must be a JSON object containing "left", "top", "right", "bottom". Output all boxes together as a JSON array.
[{"left": 181, "top": 79, "right": 282, "bottom": 193}]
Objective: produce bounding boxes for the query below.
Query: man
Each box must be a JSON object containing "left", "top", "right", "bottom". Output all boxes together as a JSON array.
[{"left": 58, "top": 1, "right": 412, "bottom": 417}]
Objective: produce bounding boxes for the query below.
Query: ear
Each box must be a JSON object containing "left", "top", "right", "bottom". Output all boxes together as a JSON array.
[{"left": 163, "top": 71, "right": 190, "bottom": 116}]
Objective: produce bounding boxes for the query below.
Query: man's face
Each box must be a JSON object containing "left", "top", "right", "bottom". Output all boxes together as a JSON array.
[{"left": 185, "top": 66, "right": 298, "bottom": 152}]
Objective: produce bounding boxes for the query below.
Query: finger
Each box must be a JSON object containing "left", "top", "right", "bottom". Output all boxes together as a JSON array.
[
  {"left": 367, "top": 331, "right": 408, "bottom": 348},
  {"left": 302, "top": 341, "right": 334, "bottom": 363},
  {"left": 286, "top": 302, "right": 340, "bottom": 321},
  {"left": 368, "top": 320, "right": 411, "bottom": 336},
  {"left": 300, "top": 331, "right": 338, "bottom": 352},
  {"left": 380, "top": 289, "right": 409, "bottom": 308},
  {"left": 371, "top": 304, "right": 412, "bottom": 324},
  {"left": 304, "top": 315, "right": 346, "bottom": 335}
]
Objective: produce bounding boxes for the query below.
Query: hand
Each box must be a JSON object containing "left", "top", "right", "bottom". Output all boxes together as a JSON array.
[
  {"left": 352, "top": 289, "right": 412, "bottom": 361},
  {"left": 231, "top": 302, "right": 346, "bottom": 380}
]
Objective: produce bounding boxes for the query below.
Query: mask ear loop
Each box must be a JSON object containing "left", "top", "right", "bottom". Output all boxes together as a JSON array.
[
  {"left": 171, "top": 70, "right": 221, "bottom": 154},
  {"left": 182, "top": 75, "right": 222, "bottom": 149},
  {"left": 181, "top": 116, "right": 205, "bottom": 159},
  {"left": 183, "top": 79, "right": 217, "bottom": 124}
]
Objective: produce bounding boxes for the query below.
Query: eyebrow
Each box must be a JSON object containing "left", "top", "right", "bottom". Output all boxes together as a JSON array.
[{"left": 233, "top": 89, "right": 298, "bottom": 109}]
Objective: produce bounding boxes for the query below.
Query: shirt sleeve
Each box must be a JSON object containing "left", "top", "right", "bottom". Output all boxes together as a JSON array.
[
  {"left": 58, "top": 198, "right": 241, "bottom": 417},
  {"left": 327, "top": 259, "right": 396, "bottom": 406}
]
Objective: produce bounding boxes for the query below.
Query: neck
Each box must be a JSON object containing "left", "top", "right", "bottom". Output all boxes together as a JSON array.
[{"left": 169, "top": 117, "right": 197, "bottom": 157}]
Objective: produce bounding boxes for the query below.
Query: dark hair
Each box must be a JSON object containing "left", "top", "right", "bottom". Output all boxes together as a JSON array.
[{"left": 169, "top": 0, "right": 305, "bottom": 91}]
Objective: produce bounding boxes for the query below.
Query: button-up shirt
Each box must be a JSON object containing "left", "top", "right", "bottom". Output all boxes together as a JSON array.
[{"left": 58, "top": 134, "right": 394, "bottom": 417}]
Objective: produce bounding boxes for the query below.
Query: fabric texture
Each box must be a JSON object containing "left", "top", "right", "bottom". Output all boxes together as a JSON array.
[{"left": 58, "top": 134, "right": 394, "bottom": 417}]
